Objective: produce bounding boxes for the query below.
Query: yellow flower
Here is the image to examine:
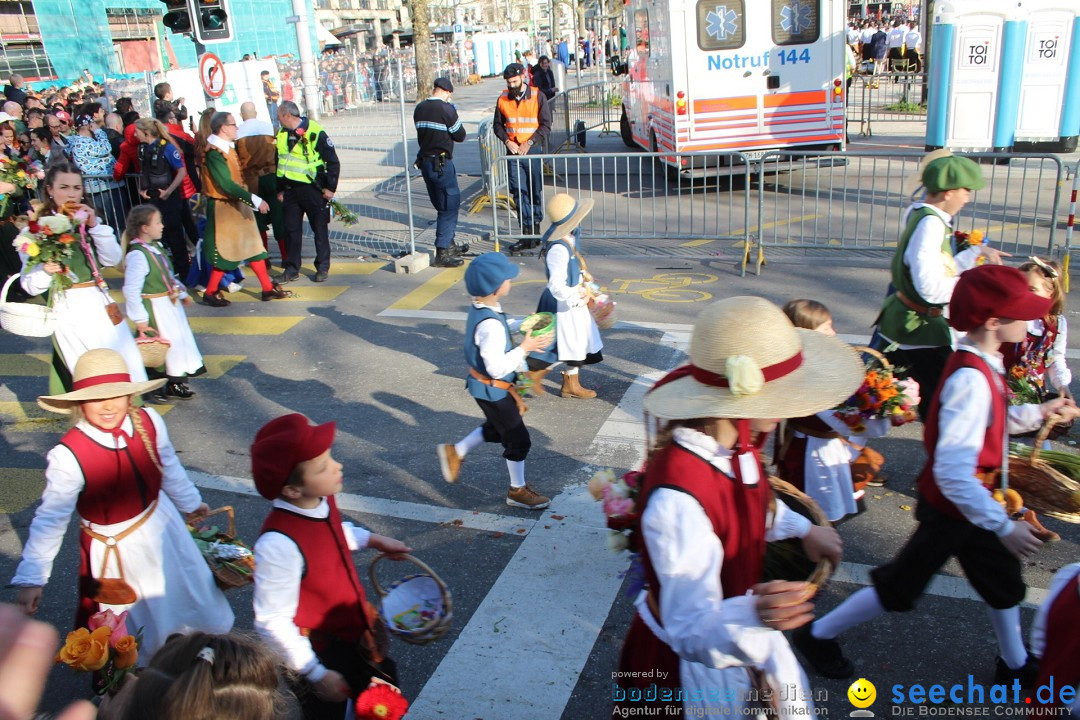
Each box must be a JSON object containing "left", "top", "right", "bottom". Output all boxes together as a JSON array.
[
  {"left": 24, "top": 241, "right": 39, "bottom": 257},
  {"left": 55, "top": 626, "right": 111, "bottom": 672},
  {"left": 16, "top": 170, "right": 26, "bottom": 179}
]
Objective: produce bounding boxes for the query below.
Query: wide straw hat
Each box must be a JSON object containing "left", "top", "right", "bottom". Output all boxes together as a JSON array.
[
  {"left": 644, "top": 297, "right": 864, "bottom": 420},
  {"left": 37, "top": 349, "right": 165, "bottom": 414},
  {"left": 540, "top": 193, "right": 594, "bottom": 245},
  {"left": 901, "top": 148, "right": 952, "bottom": 198}
]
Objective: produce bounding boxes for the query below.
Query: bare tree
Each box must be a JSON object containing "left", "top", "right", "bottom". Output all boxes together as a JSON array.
[{"left": 412, "top": 0, "right": 434, "bottom": 102}]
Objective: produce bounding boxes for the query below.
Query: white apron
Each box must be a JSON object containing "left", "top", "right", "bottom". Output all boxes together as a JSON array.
[
  {"left": 51, "top": 285, "right": 147, "bottom": 384},
  {"left": 145, "top": 295, "right": 203, "bottom": 377}
]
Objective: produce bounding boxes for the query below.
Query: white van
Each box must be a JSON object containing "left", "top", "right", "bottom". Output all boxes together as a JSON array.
[{"left": 614, "top": 0, "right": 847, "bottom": 172}]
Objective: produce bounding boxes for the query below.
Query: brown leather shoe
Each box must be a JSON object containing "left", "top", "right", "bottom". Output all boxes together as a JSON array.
[
  {"left": 202, "top": 290, "right": 230, "bottom": 307},
  {"left": 525, "top": 368, "right": 551, "bottom": 396},
  {"left": 261, "top": 283, "right": 294, "bottom": 301},
  {"left": 560, "top": 371, "right": 597, "bottom": 399},
  {"left": 437, "top": 444, "right": 462, "bottom": 484}
]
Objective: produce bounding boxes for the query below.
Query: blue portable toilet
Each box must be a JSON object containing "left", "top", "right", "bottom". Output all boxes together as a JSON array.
[
  {"left": 1013, "top": 0, "right": 1080, "bottom": 153},
  {"left": 926, "top": 0, "right": 1020, "bottom": 151}
]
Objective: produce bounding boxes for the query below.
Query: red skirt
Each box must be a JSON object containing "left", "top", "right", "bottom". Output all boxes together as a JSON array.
[{"left": 615, "top": 614, "right": 682, "bottom": 712}]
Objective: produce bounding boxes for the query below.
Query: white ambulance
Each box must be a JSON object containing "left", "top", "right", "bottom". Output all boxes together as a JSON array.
[{"left": 614, "top": 0, "right": 847, "bottom": 172}]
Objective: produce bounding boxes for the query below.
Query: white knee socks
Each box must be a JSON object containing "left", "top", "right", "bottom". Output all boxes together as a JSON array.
[
  {"left": 565, "top": 366, "right": 579, "bottom": 375},
  {"left": 507, "top": 459, "right": 526, "bottom": 488},
  {"left": 811, "top": 587, "right": 886, "bottom": 640},
  {"left": 455, "top": 427, "right": 485, "bottom": 458},
  {"left": 988, "top": 606, "right": 1027, "bottom": 669}
]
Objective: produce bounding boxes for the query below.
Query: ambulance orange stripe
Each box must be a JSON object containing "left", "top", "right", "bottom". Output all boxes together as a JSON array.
[
  {"left": 681, "top": 133, "right": 842, "bottom": 151},
  {"left": 763, "top": 91, "right": 828, "bottom": 108},
  {"left": 692, "top": 96, "right": 757, "bottom": 114}
]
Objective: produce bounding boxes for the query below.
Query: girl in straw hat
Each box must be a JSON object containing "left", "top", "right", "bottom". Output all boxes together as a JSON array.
[
  {"left": 615, "top": 296, "right": 862, "bottom": 718},
  {"left": 121, "top": 204, "right": 205, "bottom": 403},
  {"left": 524, "top": 193, "right": 604, "bottom": 398},
  {"left": 18, "top": 159, "right": 150, "bottom": 395},
  {"left": 10, "top": 349, "right": 233, "bottom": 655}
]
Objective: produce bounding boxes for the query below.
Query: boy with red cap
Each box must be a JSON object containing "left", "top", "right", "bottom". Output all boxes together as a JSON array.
[
  {"left": 251, "top": 413, "right": 411, "bottom": 720},
  {"left": 796, "top": 264, "right": 1080, "bottom": 685}
]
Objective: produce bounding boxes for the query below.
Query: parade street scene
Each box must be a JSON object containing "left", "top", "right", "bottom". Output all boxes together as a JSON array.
[{"left": 1, "top": 0, "right": 1080, "bottom": 718}]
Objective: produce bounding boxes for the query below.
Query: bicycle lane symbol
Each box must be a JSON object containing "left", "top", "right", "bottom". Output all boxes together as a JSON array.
[{"left": 606, "top": 272, "right": 718, "bottom": 303}]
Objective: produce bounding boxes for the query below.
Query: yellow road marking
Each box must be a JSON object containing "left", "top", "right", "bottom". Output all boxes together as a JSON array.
[
  {"left": 387, "top": 265, "right": 468, "bottom": 311},
  {"left": 110, "top": 286, "right": 347, "bottom": 304},
  {"left": 323, "top": 261, "right": 386, "bottom": 275},
  {"left": 680, "top": 214, "right": 823, "bottom": 248},
  {"left": 0, "top": 354, "right": 246, "bottom": 379},
  {"left": 0, "top": 401, "right": 173, "bottom": 432},
  {"left": 187, "top": 317, "right": 304, "bottom": 335},
  {"left": 0, "top": 468, "right": 45, "bottom": 513}
]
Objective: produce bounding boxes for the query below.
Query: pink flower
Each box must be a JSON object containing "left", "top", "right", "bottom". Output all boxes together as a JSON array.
[
  {"left": 623, "top": 470, "right": 642, "bottom": 490},
  {"left": 603, "top": 494, "right": 635, "bottom": 518},
  {"left": 88, "top": 609, "right": 129, "bottom": 647}
]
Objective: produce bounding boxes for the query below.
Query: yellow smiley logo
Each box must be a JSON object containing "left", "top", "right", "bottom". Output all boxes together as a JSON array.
[{"left": 848, "top": 678, "right": 876, "bottom": 709}]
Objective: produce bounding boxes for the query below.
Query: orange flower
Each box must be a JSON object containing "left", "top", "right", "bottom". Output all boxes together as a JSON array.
[
  {"left": 57, "top": 233, "right": 75, "bottom": 245},
  {"left": 1010, "top": 366, "right": 1026, "bottom": 379},
  {"left": 55, "top": 626, "right": 111, "bottom": 672},
  {"left": 878, "top": 387, "right": 898, "bottom": 402},
  {"left": 969, "top": 230, "right": 984, "bottom": 245},
  {"left": 865, "top": 371, "right": 879, "bottom": 385},
  {"left": 111, "top": 635, "right": 138, "bottom": 670}
]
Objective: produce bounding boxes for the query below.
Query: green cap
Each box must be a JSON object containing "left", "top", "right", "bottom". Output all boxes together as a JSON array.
[{"left": 921, "top": 155, "right": 986, "bottom": 194}]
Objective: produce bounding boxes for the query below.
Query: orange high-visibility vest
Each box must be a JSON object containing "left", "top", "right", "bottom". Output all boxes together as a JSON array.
[{"left": 497, "top": 90, "right": 540, "bottom": 143}]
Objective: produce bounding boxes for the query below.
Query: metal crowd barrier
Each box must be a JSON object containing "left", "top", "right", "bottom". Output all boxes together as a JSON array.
[
  {"left": 492, "top": 151, "right": 756, "bottom": 274},
  {"left": 469, "top": 117, "right": 515, "bottom": 217},
  {"left": 545, "top": 80, "right": 623, "bottom": 154},
  {"left": 848, "top": 71, "right": 928, "bottom": 137},
  {"left": 755, "top": 151, "right": 1063, "bottom": 269},
  {"left": 1065, "top": 159, "right": 1079, "bottom": 291}
]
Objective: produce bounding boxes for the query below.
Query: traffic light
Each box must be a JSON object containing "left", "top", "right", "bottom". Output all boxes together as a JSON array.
[
  {"left": 161, "top": 0, "right": 192, "bottom": 34},
  {"left": 192, "top": 0, "right": 232, "bottom": 44}
]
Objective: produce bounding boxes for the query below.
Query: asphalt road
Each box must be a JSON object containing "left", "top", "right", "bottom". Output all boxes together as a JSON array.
[{"left": 2, "top": 79, "right": 1079, "bottom": 719}]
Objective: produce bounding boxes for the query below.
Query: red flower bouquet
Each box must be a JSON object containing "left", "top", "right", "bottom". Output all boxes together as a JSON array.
[{"left": 834, "top": 363, "right": 920, "bottom": 433}]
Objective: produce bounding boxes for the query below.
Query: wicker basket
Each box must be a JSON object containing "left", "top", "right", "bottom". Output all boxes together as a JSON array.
[
  {"left": 519, "top": 312, "right": 556, "bottom": 337},
  {"left": 762, "top": 477, "right": 834, "bottom": 588},
  {"left": 191, "top": 506, "right": 256, "bottom": 590},
  {"left": 136, "top": 329, "right": 171, "bottom": 368},
  {"left": 588, "top": 295, "right": 617, "bottom": 330},
  {"left": 369, "top": 553, "right": 453, "bottom": 646},
  {"left": 1007, "top": 415, "right": 1080, "bottom": 524},
  {"left": 1, "top": 273, "right": 57, "bottom": 338}
]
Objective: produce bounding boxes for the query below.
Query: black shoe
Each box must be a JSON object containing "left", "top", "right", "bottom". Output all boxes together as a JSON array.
[
  {"left": 276, "top": 272, "right": 300, "bottom": 283},
  {"left": 312, "top": 271, "right": 329, "bottom": 283},
  {"left": 202, "top": 290, "right": 230, "bottom": 307},
  {"left": 262, "top": 283, "right": 294, "bottom": 300},
  {"left": 506, "top": 239, "right": 532, "bottom": 255},
  {"left": 146, "top": 389, "right": 172, "bottom": 405},
  {"left": 450, "top": 242, "right": 470, "bottom": 257},
  {"left": 792, "top": 625, "right": 855, "bottom": 679},
  {"left": 994, "top": 655, "right": 1040, "bottom": 688},
  {"left": 433, "top": 247, "right": 464, "bottom": 268},
  {"left": 165, "top": 381, "right": 195, "bottom": 400}
]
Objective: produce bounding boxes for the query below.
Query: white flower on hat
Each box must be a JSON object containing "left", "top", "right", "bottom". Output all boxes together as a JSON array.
[{"left": 726, "top": 355, "right": 765, "bottom": 397}]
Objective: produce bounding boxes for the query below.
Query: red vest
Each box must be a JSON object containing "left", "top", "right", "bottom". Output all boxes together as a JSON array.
[
  {"left": 917, "top": 350, "right": 1006, "bottom": 520},
  {"left": 1034, "top": 572, "right": 1080, "bottom": 712},
  {"left": 640, "top": 443, "right": 769, "bottom": 603},
  {"left": 260, "top": 496, "right": 370, "bottom": 643},
  {"left": 60, "top": 409, "right": 161, "bottom": 525}
]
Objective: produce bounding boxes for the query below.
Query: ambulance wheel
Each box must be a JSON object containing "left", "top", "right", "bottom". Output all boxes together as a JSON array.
[{"left": 620, "top": 107, "right": 635, "bottom": 148}]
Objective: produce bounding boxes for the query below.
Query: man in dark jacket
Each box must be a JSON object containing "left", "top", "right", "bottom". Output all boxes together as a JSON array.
[
  {"left": 413, "top": 77, "right": 466, "bottom": 268},
  {"left": 3, "top": 74, "right": 26, "bottom": 106},
  {"left": 532, "top": 56, "right": 557, "bottom": 99}
]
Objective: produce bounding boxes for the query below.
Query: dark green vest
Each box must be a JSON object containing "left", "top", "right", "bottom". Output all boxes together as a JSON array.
[{"left": 877, "top": 206, "right": 955, "bottom": 347}]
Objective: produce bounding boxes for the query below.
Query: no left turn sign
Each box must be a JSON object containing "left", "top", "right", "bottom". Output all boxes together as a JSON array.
[{"left": 200, "top": 52, "right": 226, "bottom": 98}]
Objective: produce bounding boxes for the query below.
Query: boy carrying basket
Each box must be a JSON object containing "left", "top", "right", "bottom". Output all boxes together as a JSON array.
[{"left": 251, "top": 414, "right": 411, "bottom": 720}]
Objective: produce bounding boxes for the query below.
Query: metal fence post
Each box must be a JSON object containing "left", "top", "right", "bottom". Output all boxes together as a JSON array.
[
  {"left": 1065, "top": 160, "right": 1079, "bottom": 292},
  {"left": 398, "top": 58, "right": 416, "bottom": 256}
]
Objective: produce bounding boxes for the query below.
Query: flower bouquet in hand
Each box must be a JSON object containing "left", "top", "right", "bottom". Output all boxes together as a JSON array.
[
  {"left": 55, "top": 609, "right": 141, "bottom": 695},
  {"left": 588, "top": 467, "right": 647, "bottom": 597},
  {"left": 11, "top": 213, "right": 79, "bottom": 296},
  {"left": 0, "top": 155, "right": 40, "bottom": 216},
  {"left": 329, "top": 199, "right": 359, "bottom": 226},
  {"left": 834, "top": 362, "right": 920, "bottom": 433},
  {"left": 1007, "top": 360, "right": 1046, "bottom": 405}
]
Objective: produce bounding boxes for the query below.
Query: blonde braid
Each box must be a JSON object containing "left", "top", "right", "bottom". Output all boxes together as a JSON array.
[{"left": 128, "top": 407, "right": 164, "bottom": 474}]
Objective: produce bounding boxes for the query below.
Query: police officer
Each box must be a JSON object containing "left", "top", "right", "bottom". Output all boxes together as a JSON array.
[
  {"left": 493, "top": 62, "right": 551, "bottom": 253},
  {"left": 414, "top": 77, "right": 466, "bottom": 268},
  {"left": 275, "top": 100, "right": 341, "bottom": 283}
]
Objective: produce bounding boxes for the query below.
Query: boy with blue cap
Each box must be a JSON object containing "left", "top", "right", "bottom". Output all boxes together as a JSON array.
[{"left": 437, "top": 253, "right": 554, "bottom": 509}]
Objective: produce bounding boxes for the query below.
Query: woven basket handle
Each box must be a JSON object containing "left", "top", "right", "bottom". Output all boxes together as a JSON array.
[
  {"left": 199, "top": 506, "right": 236, "bottom": 537},
  {"left": 368, "top": 553, "right": 451, "bottom": 608},
  {"left": 1030, "top": 414, "right": 1064, "bottom": 462},
  {"left": 0, "top": 273, "right": 18, "bottom": 311},
  {"left": 853, "top": 345, "right": 892, "bottom": 370}
]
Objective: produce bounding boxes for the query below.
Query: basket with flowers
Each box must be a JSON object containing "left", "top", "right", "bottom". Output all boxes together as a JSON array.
[
  {"left": 833, "top": 347, "right": 920, "bottom": 433},
  {"left": 55, "top": 609, "right": 141, "bottom": 696}
]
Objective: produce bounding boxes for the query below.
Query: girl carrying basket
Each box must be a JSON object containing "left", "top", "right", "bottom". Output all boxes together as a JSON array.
[{"left": 10, "top": 349, "right": 233, "bottom": 655}]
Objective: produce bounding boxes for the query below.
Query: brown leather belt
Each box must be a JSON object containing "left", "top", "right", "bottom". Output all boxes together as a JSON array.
[
  {"left": 70, "top": 280, "right": 98, "bottom": 289},
  {"left": 141, "top": 291, "right": 172, "bottom": 299},
  {"left": 895, "top": 290, "right": 943, "bottom": 318},
  {"left": 468, "top": 367, "right": 528, "bottom": 415}
]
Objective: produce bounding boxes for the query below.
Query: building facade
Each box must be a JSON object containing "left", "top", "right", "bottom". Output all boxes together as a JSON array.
[{"left": 0, "top": 0, "right": 320, "bottom": 83}]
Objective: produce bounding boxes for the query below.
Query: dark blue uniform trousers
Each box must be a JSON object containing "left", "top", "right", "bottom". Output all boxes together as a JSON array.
[{"left": 419, "top": 156, "right": 460, "bottom": 249}]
